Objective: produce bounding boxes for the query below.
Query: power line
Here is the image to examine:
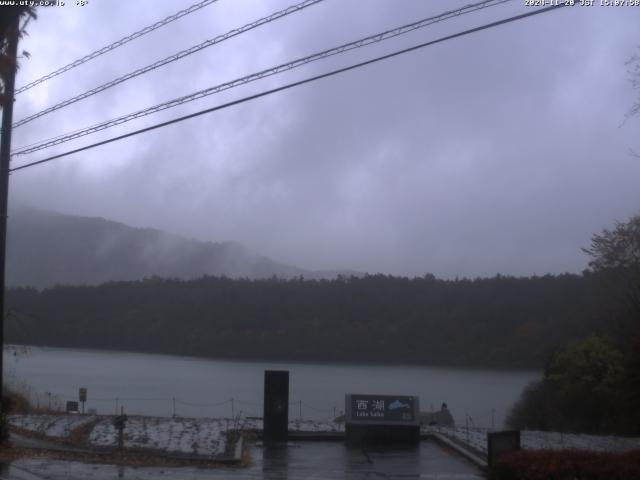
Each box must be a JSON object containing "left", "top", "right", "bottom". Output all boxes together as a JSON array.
[
  {"left": 12, "top": 0, "right": 512, "bottom": 156},
  {"left": 12, "top": 0, "right": 324, "bottom": 129},
  {"left": 9, "top": 3, "right": 569, "bottom": 173},
  {"left": 15, "top": 0, "right": 221, "bottom": 95},
  {"left": 10, "top": 3, "right": 569, "bottom": 172}
]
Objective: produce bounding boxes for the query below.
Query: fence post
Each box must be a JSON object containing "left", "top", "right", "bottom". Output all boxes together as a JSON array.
[{"left": 465, "top": 413, "right": 469, "bottom": 443}]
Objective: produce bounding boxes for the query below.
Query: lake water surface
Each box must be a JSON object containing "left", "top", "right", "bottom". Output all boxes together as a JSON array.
[{"left": 3, "top": 346, "right": 540, "bottom": 428}]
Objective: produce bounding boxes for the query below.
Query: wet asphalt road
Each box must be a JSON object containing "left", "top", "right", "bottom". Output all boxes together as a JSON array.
[{"left": 1, "top": 440, "right": 483, "bottom": 479}]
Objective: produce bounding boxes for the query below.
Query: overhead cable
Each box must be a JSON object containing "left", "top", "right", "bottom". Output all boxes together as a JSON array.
[
  {"left": 10, "top": 3, "right": 570, "bottom": 173},
  {"left": 12, "top": 0, "right": 512, "bottom": 156},
  {"left": 15, "top": 0, "right": 222, "bottom": 94},
  {"left": 12, "top": 0, "right": 325, "bottom": 128}
]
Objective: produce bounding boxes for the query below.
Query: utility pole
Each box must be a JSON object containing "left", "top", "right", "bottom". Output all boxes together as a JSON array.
[{"left": 0, "top": 13, "right": 21, "bottom": 425}]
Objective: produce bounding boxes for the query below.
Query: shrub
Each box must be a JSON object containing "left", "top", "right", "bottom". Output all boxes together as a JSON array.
[
  {"left": 0, "top": 387, "right": 33, "bottom": 444},
  {"left": 506, "top": 335, "right": 626, "bottom": 433},
  {"left": 505, "top": 380, "right": 557, "bottom": 430},
  {"left": 489, "top": 449, "right": 640, "bottom": 480}
]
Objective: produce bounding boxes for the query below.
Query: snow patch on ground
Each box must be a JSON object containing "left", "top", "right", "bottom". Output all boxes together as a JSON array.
[
  {"left": 9, "top": 414, "right": 230, "bottom": 457},
  {"left": 8, "top": 414, "right": 96, "bottom": 438},
  {"left": 424, "top": 426, "right": 640, "bottom": 454},
  {"left": 88, "top": 416, "right": 227, "bottom": 456},
  {"left": 15, "top": 413, "right": 639, "bottom": 460},
  {"left": 290, "top": 419, "right": 344, "bottom": 432},
  {"left": 240, "top": 418, "right": 344, "bottom": 432},
  {"left": 521, "top": 430, "right": 640, "bottom": 452}
]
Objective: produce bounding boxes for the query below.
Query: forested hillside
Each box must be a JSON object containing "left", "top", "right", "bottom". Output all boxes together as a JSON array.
[{"left": 5, "top": 272, "right": 617, "bottom": 367}]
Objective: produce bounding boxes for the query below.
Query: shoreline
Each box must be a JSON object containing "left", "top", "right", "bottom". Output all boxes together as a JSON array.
[{"left": 3, "top": 343, "right": 544, "bottom": 372}]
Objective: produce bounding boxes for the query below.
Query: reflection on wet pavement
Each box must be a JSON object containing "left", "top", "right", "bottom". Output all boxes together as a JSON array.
[{"left": 1, "top": 440, "right": 483, "bottom": 479}]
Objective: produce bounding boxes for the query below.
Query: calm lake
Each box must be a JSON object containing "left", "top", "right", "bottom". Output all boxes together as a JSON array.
[{"left": 3, "top": 345, "right": 540, "bottom": 428}]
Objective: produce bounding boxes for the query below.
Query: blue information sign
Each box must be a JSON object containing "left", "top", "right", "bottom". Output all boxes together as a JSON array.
[{"left": 345, "top": 394, "right": 419, "bottom": 425}]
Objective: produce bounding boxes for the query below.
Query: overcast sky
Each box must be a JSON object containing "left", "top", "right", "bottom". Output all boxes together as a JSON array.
[{"left": 7, "top": 0, "right": 640, "bottom": 278}]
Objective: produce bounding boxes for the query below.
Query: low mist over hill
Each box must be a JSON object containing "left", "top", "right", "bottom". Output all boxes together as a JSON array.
[
  {"left": 5, "top": 206, "right": 625, "bottom": 368},
  {"left": 6, "top": 206, "right": 353, "bottom": 288}
]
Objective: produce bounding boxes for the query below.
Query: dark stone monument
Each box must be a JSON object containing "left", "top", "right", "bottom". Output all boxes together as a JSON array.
[
  {"left": 487, "top": 430, "right": 521, "bottom": 467},
  {"left": 345, "top": 393, "right": 420, "bottom": 446},
  {"left": 263, "top": 370, "right": 289, "bottom": 443}
]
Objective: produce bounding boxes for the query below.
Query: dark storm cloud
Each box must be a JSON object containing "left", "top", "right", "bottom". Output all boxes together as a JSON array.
[{"left": 8, "top": 0, "right": 640, "bottom": 277}]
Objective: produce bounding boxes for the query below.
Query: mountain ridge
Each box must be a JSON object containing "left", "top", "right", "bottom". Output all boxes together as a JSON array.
[{"left": 6, "top": 205, "right": 359, "bottom": 288}]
